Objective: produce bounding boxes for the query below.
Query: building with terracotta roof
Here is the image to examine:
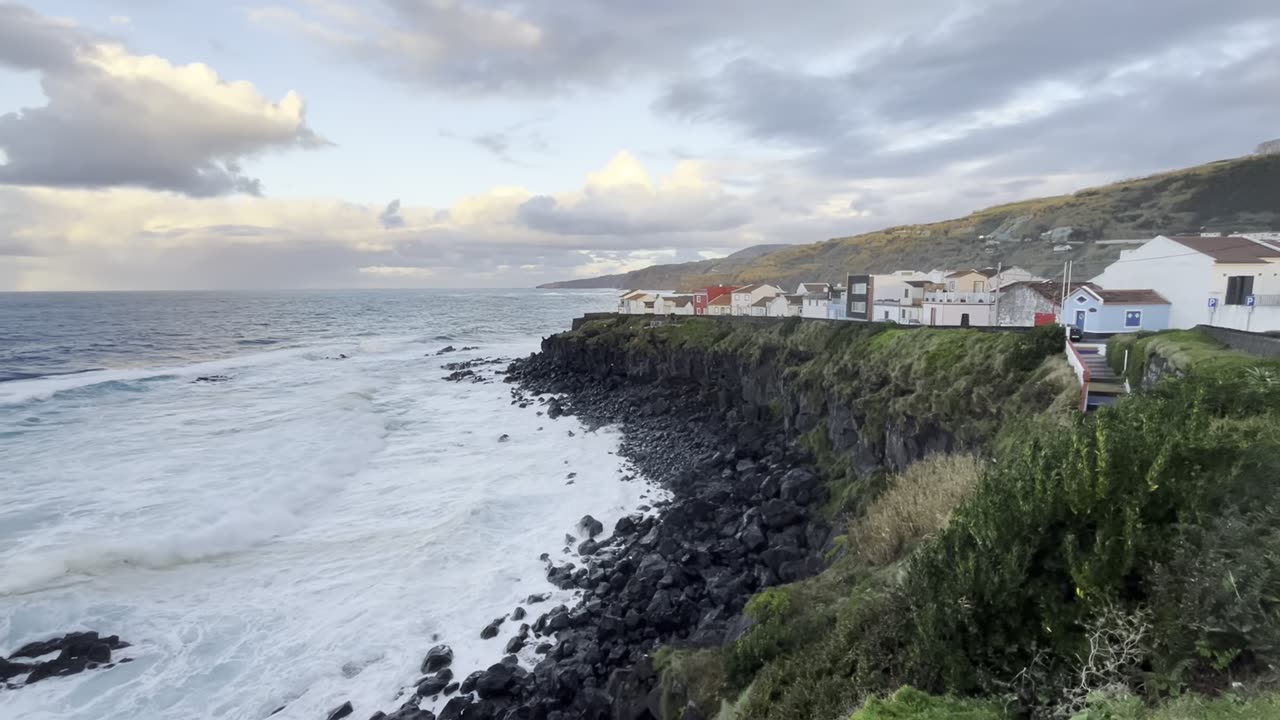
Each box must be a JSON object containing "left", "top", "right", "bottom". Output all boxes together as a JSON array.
[
  {"left": 1091, "top": 235, "right": 1280, "bottom": 331},
  {"left": 1060, "top": 286, "right": 1170, "bottom": 334},
  {"left": 706, "top": 293, "right": 733, "bottom": 316},
  {"left": 996, "top": 280, "right": 1100, "bottom": 327}
]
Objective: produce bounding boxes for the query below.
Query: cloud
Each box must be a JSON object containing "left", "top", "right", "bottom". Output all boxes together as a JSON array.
[
  {"left": 108, "top": 15, "right": 131, "bottom": 26},
  {"left": 0, "top": 152, "right": 788, "bottom": 290},
  {"left": 0, "top": 3, "right": 327, "bottom": 196},
  {"left": 378, "top": 198, "right": 405, "bottom": 228},
  {"left": 252, "top": 0, "right": 959, "bottom": 94},
  {"left": 655, "top": 0, "right": 1280, "bottom": 182}
]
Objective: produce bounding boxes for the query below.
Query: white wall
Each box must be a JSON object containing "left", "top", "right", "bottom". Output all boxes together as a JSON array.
[
  {"left": 923, "top": 302, "right": 994, "bottom": 326},
  {"left": 801, "top": 297, "right": 828, "bottom": 319},
  {"left": 1090, "top": 236, "right": 1214, "bottom": 329}
]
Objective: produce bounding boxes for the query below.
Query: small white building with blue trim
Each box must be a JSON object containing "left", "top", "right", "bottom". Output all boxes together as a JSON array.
[{"left": 1060, "top": 287, "right": 1171, "bottom": 334}]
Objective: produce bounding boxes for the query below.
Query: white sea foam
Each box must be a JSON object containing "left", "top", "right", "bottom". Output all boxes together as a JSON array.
[{"left": 0, "top": 331, "right": 654, "bottom": 720}]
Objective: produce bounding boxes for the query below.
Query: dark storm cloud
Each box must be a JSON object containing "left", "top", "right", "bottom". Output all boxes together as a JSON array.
[
  {"left": 0, "top": 3, "right": 327, "bottom": 196},
  {"left": 656, "top": 0, "right": 1280, "bottom": 181}
]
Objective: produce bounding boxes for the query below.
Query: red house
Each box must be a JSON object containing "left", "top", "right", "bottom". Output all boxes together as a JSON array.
[{"left": 693, "top": 286, "right": 735, "bottom": 315}]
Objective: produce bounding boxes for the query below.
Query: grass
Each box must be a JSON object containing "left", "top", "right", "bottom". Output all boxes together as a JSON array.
[
  {"left": 848, "top": 454, "right": 983, "bottom": 566},
  {"left": 849, "top": 687, "right": 1006, "bottom": 720}
]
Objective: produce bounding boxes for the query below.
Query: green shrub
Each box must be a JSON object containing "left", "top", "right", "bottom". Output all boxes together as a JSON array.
[
  {"left": 898, "top": 374, "right": 1280, "bottom": 697},
  {"left": 849, "top": 687, "right": 1006, "bottom": 720}
]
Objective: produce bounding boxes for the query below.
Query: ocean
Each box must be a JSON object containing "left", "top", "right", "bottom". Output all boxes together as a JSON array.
[{"left": 0, "top": 289, "right": 645, "bottom": 720}]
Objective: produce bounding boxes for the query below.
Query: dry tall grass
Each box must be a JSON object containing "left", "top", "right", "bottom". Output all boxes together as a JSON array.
[{"left": 849, "top": 454, "right": 984, "bottom": 566}]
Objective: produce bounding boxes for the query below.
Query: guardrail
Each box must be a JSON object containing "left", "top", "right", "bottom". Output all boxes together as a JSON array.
[{"left": 1064, "top": 339, "right": 1091, "bottom": 412}]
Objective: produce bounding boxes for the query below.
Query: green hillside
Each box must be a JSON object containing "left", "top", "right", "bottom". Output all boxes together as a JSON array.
[
  {"left": 537, "top": 244, "right": 795, "bottom": 289},
  {"left": 540, "top": 154, "right": 1280, "bottom": 290}
]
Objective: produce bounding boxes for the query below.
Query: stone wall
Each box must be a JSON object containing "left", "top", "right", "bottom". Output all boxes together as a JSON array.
[{"left": 1198, "top": 324, "right": 1280, "bottom": 359}]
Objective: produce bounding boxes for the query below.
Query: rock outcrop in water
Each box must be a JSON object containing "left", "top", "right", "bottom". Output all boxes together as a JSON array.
[{"left": 2, "top": 631, "right": 131, "bottom": 689}]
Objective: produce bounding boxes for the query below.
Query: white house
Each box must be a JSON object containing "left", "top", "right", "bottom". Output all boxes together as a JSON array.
[
  {"left": 1060, "top": 287, "right": 1171, "bottom": 334},
  {"left": 707, "top": 294, "right": 732, "bottom": 316},
  {"left": 1090, "top": 235, "right": 1280, "bottom": 332},
  {"left": 795, "top": 282, "right": 830, "bottom": 296},
  {"left": 922, "top": 289, "right": 997, "bottom": 326},
  {"left": 618, "top": 290, "right": 658, "bottom": 314},
  {"left": 656, "top": 295, "right": 696, "bottom": 315},
  {"left": 749, "top": 297, "right": 770, "bottom": 316},
  {"left": 730, "top": 284, "right": 785, "bottom": 316},
  {"left": 801, "top": 291, "right": 830, "bottom": 319},
  {"left": 767, "top": 294, "right": 804, "bottom": 317}
]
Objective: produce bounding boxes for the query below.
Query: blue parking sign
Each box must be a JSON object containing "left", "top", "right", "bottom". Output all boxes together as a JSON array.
[
  {"left": 1247, "top": 295, "right": 1256, "bottom": 307},
  {"left": 1208, "top": 297, "right": 1218, "bottom": 308}
]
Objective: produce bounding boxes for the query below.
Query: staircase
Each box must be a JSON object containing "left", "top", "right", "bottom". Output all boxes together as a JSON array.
[{"left": 1073, "top": 343, "right": 1127, "bottom": 411}]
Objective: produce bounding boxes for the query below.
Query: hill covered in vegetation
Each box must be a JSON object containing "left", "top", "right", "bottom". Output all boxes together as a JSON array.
[
  {"left": 537, "top": 244, "right": 794, "bottom": 289},
  {"left": 541, "top": 316, "right": 1280, "bottom": 719},
  {"left": 540, "top": 154, "right": 1280, "bottom": 290}
]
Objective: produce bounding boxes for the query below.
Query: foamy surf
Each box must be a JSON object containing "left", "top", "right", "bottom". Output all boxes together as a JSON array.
[{"left": 0, "top": 289, "right": 627, "bottom": 720}]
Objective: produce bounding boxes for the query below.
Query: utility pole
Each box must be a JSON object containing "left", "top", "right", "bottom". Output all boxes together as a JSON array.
[{"left": 992, "top": 262, "right": 1002, "bottom": 325}]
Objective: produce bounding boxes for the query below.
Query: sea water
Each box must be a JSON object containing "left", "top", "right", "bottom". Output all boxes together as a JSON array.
[{"left": 0, "top": 289, "right": 643, "bottom": 720}]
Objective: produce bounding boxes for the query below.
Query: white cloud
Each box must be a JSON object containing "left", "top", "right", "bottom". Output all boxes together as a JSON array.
[{"left": 0, "top": 4, "right": 327, "bottom": 196}]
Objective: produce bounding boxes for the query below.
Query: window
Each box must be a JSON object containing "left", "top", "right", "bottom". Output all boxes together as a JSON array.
[
  {"left": 972, "top": 281, "right": 985, "bottom": 292},
  {"left": 1075, "top": 295, "right": 1088, "bottom": 304},
  {"left": 903, "top": 288, "right": 910, "bottom": 298},
  {"left": 1124, "top": 310, "right": 1142, "bottom": 328},
  {"left": 947, "top": 280, "right": 957, "bottom": 290},
  {"left": 850, "top": 301, "right": 867, "bottom": 313},
  {"left": 884, "top": 310, "right": 891, "bottom": 319},
  {"left": 1225, "top": 275, "right": 1254, "bottom": 305},
  {"left": 852, "top": 282, "right": 868, "bottom": 294}
]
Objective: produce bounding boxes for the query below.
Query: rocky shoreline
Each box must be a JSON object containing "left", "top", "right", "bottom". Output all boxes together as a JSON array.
[{"left": 367, "top": 338, "right": 836, "bottom": 720}]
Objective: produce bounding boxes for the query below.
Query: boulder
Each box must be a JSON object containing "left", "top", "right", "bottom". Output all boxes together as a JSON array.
[
  {"left": 475, "top": 663, "right": 518, "bottom": 699},
  {"left": 421, "top": 645, "right": 454, "bottom": 673},
  {"left": 325, "top": 701, "right": 354, "bottom": 720},
  {"left": 759, "top": 499, "right": 803, "bottom": 529},
  {"left": 459, "top": 671, "right": 485, "bottom": 695},
  {"left": 577, "top": 515, "right": 604, "bottom": 539},
  {"left": 417, "top": 673, "right": 451, "bottom": 697},
  {"left": 481, "top": 618, "right": 505, "bottom": 640}
]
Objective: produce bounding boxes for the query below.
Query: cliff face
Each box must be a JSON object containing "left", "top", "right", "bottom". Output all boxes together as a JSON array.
[
  {"left": 521, "top": 318, "right": 1280, "bottom": 720},
  {"left": 540, "top": 316, "right": 1073, "bottom": 511}
]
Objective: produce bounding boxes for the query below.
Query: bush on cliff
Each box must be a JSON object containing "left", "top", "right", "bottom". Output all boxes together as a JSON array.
[
  {"left": 900, "top": 372, "right": 1280, "bottom": 700},
  {"left": 848, "top": 687, "right": 1005, "bottom": 720}
]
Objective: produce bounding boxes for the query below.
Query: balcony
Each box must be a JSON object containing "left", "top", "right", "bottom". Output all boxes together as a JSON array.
[{"left": 924, "top": 291, "right": 997, "bottom": 304}]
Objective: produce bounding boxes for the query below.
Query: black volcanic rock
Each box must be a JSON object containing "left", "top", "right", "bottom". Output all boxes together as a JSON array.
[{"left": 421, "top": 645, "right": 453, "bottom": 674}]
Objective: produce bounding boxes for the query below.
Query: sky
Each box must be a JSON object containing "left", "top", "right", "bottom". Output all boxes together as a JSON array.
[{"left": 0, "top": 1, "right": 1278, "bottom": 290}]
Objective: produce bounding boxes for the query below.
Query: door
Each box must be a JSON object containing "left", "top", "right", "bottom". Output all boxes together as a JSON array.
[
  {"left": 960, "top": 313, "right": 970, "bottom": 327},
  {"left": 929, "top": 307, "right": 937, "bottom": 325},
  {"left": 1074, "top": 310, "right": 1086, "bottom": 330}
]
